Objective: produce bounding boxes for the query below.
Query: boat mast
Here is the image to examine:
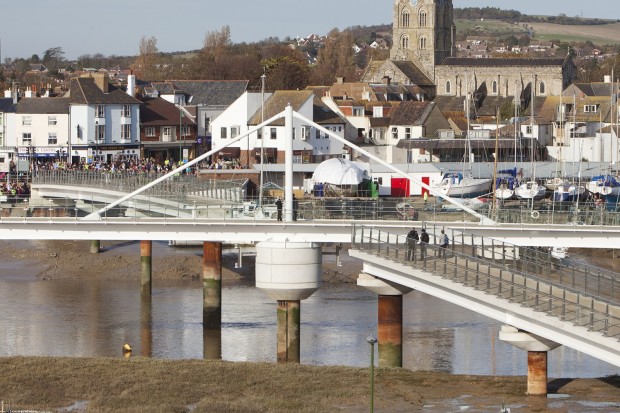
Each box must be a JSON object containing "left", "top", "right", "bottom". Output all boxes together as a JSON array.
[{"left": 258, "top": 71, "right": 266, "bottom": 208}]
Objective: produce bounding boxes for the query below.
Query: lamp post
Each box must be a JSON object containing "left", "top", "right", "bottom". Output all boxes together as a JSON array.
[
  {"left": 179, "top": 108, "right": 184, "bottom": 165},
  {"left": 366, "top": 335, "right": 377, "bottom": 413}
]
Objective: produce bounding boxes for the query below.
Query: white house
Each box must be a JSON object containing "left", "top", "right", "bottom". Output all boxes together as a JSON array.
[
  {"left": 14, "top": 97, "right": 71, "bottom": 162},
  {"left": 211, "top": 90, "right": 346, "bottom": 167},
  {"left": 68, "top": 74, "right": 141, "bottom": 164}
]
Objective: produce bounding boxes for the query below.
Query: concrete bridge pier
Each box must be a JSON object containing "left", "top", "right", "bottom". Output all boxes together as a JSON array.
[
  {"left": 357, "top": 272, "right": 413, "bottom": 368},
  {"left": 140, "top": 240, "right": 152, "bottom": 295},
  {"left": 256, "top": 240, "right": 322, "bottom": 364},
  {"left": 499, "top": 325, "right": 561, "bottom": 395},
  {"left": 90, "top": 240, "right": 100, "bottom": 254}
]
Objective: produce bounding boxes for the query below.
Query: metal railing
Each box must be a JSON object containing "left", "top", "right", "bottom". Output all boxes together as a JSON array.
[{"left": 352, "top": 225, "right": 620, "bottom": 340}]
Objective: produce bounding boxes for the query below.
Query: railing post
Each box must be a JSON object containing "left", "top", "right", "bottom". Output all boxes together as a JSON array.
[
  {"left": 562, "top": 290, "right": 566, "bottom": 321},
  {"left": 589, "top": 299, "right": 595, "bottom": 331},
  {"left": 604, "top": 304, "right": 610, "bottom": 336}
]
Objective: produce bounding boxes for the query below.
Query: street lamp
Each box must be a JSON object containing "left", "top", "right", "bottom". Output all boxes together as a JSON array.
[
  {"left": 179, "top": 108, "right": 184, "bottom": 165},
  {"left": 366, "top": 334, "right": 378, "bottom": 413}
]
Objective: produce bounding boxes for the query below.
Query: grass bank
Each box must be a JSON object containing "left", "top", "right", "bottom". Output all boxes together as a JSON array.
[{"left": 1, "top": 357, "right": 618, "bottom": 412}]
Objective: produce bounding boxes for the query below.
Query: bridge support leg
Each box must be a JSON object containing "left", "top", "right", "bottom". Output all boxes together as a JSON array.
[
  {"left": 140, "top": 240, "right": 152, "bottom": 296},
  {"left": 499, "top": 325, "right": 561, "bottom": 396},
  {"left": 277, "top": 300, "right": 300, "bottom": 363},
  {"left": 90, "top": 240, "right": 100, "bottom": 254},
  {"left": 202, "top": 241, "right": 222, "bottom": 360},
  {"left": 378, "top": 295, "right": 403, "bottom": 368},
  {"left": 140, "top": 293, "right": 152, "bottom": 357},
  {"left": 528, "top": 351, "right": 548, "bottom": 396},
  {"left": 357, "top": 273, "right": 413, "bottom": 368},
  {"left": 203, "top": 242, "right": 222, "bottom": 329}
]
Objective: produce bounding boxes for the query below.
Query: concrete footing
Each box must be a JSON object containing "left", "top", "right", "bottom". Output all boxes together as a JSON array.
[
  {"left": 277, "top": 300, "right": 300, "bottom": 363},
  {"left": 499, "top": 325, "right": 561, "bottom": 395},
  {"left": 140, "top": 240, "right": 152, "bottom": 295},
  {"left": 203, "top": 242, "right": 222, "bottom": 329},
  {"left": 90, "top": 240, "right": 100, "bottom": 254}
]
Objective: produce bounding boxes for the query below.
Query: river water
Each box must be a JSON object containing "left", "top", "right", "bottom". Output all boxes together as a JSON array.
[{"left": 0, "top": 251, "right": 617, "bottom": 379}]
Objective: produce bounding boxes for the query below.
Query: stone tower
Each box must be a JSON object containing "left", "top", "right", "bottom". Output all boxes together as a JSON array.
[{"left": 390, "top": 0, "right": 455, "bottom": 81}]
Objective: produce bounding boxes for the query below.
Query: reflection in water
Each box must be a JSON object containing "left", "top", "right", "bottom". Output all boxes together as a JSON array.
[{"left": 0, "top": 274, "right": 617, "bottom": 378}]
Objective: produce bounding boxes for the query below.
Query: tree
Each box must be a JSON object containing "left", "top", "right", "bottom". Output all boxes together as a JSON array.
[
  {"left": 42, "top": 47, "right": 65, "bottom": 71},
  {"left": 263, "top": 54, "right": 310, "bottom": 90},
  {"left": 311, "top": 29, "right": 357, "bottom": 85},
  {"left": 133, "top": 35, "right": 161, "bottom": 80}
]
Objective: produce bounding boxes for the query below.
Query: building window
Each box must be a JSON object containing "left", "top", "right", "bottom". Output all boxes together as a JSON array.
[
  {"left": 270, "top": 128, "right": 277, "bottom": 139},
  {"left": 352, "top": 107, "right": 364, "bottom": 116},
  {"left": 145, "top": 127, "right": 156, "bottom": 137},
  {"left": 315, "top": 129, "right": 321, "bottom": 139},
  {"left": 96, "top": 124, "right": 105, "bottom": 142},
  {"left": 96, "top": 105, "right": 105, "bottom": 118},
  {"left": 419, "top": 36, "right": 427, "bottom": 50},
  {"left": 526, "top": 125, "right": 533, "bottom": 134},
  {"left": 392, "top": 127, "right": 398, "bottom": 140},
  {"left": 162, "top": 127, "right": 172, "bottom": 140},
  {"left": 301, "top": 126, "right": 310, "bottom": 140},
  {"left": 221, "top": 127, "right": 227, "bottom": 139},
  {"left": 539, "top": 82, "right": 546, "bottom": 94},
  {"left": 181, "top": 125, "right": 190, "bottom": 136},
  {"left": 22, "top": 133, "right": 32, "bottom": 145},
  {"left": 22, "top": 116, "right": 31, "bottom": 126},
  {"left": 584, "top": 105, "right": 598, "bottom": 113},
  {"left": 419, "top": 10, "right": 427, "bottom": 27},
  {"left": 446, "top": 81, "right": 451, "bottom": 94},
  {"left": 204, "top": 116, "right": 211, "bottom": 132},
  {"left": 373, "top": 107, "right": 383, "bottom": 117},
  {"left": 405, "top": 127, "right": 411, "bottom": 139},
  {"left": 231, "top": 126, "right": 240, "bottom": 139},
  {"left": 492, "top": 80, "right": 498, "bottom": 95},
  {"left": 48, "top": 132, "right": 58, "bottom": 145},
  {"left": 122, "top": 124, "right": 131, "bottom": 140},
  {"left": 48, "top": 116, "right": 57, "bottom": 126},
  {"left": 257, "top": 129, "right": 262, "bottom": 140},
  {"left": 402, "top": 10, "right": 410, "bottom": 27},
  {"left": 402, "top": 36, "right": 409, "bottom": 50},
  {"left": 122, "top": 105, "right": 131, "bottom": 117}
]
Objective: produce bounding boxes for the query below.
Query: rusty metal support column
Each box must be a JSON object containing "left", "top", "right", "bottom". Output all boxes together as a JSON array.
[
  {"left": 378, "top": 295, "right": 403, "bottom": 368},
  {"left": 203, "top": 242, "right": 222, "bottom": 328},
  {"left": 203, "top": 241, "right": 222, "bottom": 360},
  {"left": 527, "top": 351, "right": 548, "bottom": 396},
  {"left": 277, "top": 300, "right": 300, "bottom": 363},
  {"left": 90, "top": 240, "right": 100, "bottom": 254},
  {"left": 140, "top": 240, "right": 152, "bottom": 296},
  {"left": 140, "top": 294, "right": 152, "bottom": 357}
]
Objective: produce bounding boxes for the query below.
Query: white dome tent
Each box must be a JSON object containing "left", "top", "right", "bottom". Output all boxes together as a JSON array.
[{"left": 312, "top": 158, "right": 370, "bottom": 197}]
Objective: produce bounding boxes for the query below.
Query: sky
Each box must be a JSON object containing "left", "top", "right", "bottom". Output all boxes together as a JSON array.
[{"left": 1, "top": 0, "right": 618, "bottom": 61}]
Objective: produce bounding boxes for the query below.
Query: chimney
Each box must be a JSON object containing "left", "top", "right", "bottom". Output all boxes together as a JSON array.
[
  {"left": 604, "top": 75, "right": 612, "bottom": 83},
  {"left": 93, "top": 73, "right": 109, "bottom": 93},
  {"left": 336, "top": 76, "right": 345, "bottom": 84},
  {"left": 127, "top": 73, "right": 136, "bottom": 97}
]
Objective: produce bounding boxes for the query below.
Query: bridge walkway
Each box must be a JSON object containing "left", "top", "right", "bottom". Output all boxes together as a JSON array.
[{"left": 350, "top": 225, "right": 620, "bottom": 366}]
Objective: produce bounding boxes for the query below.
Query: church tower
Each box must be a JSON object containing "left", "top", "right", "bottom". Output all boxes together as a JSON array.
[{"left": 390, "top": 0, "right": 455, "bottom": 81}]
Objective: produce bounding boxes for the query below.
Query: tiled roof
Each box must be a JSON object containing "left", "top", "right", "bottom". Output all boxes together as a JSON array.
[
  {"left": 390, "top": 101, "right": 435, "bottom": 126},
  {"left": 434, "top": 96, "right": 466, "bottom": 113},
  {"left": 391, "top": 61, "right": 434, "bottom": 85},
  {"left": 441, "top": 57, "right": 566, "bottom": 67},
  {"left": 312, "top": 96, "right": 344, "bottom": 125},
  {"left": 0, "top": 98, "right": 16, "bottom": 113},
  {"left": 160, "top": 80, "right": 248, "bottom": 107},
  {"left": 16, "top": 97, "right": 70, "bottom": 114},
  {"left": 69, "top": 78, "right": 141, "bottom": 105},
  {"left": 248, "top": 90, "right": 313, "bottom": 126},
  {"left": 140, "top": 97, "right": 196, "bottom": 126}
]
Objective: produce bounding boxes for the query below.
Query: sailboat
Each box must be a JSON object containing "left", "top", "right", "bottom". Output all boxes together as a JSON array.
[
  {"left": 434, "top": 74, "right": 492, "bottom": 198},
  {"left": 552, "top": 183, "right": 586, "bottom": 202},
  {"left": 514, "top": 80, "right": 546, "bottom": 201}
]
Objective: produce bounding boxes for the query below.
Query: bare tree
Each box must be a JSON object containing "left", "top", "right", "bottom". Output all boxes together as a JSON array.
[{"left": 133, "top": 35, "right": 161, "bottom": 80}]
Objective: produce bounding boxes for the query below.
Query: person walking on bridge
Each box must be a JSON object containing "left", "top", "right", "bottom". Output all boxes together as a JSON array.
[
  {"left": 439, "top": 229, "right": 449, "bottom": 258},
  {"left": 406, "top": 228, "right": 419, "bottom": 260},
  {"left": 420, "top": 228, "right": 429, "bottom": 259}
]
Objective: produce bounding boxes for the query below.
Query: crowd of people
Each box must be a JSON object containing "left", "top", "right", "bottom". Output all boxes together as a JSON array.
[
  {"left": 0, "top": 172, "right": 30, "bottom": 199},
  {"left": 406, "top": 227, "right": 449, "bottom": 260}
]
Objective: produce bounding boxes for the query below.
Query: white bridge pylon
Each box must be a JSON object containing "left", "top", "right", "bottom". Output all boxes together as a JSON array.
[{"left": 84, "top": 105, "right": 491, "bottom": 224}]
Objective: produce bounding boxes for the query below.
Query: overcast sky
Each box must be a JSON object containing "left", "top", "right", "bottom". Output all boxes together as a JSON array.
[{"left": 1, "top": 0, "right": 618, "bottom": 61}]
